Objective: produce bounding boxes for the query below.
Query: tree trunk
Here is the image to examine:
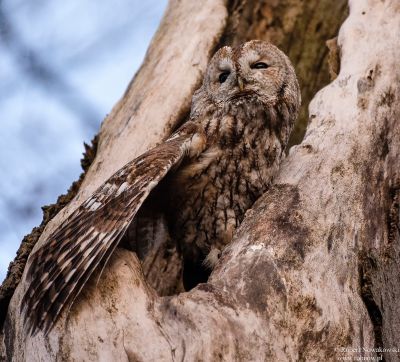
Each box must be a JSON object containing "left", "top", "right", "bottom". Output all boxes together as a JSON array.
[{"left": 2, "top": 0, "right": 399, "bottom": 361}]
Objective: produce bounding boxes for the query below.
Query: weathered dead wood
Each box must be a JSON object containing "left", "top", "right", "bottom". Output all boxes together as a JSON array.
[
  {"left": 0, "top": 0, "right": 346, "bottom": 330},
  {"left": 3, "top": 0, "right": 399, "bottom": 361}
]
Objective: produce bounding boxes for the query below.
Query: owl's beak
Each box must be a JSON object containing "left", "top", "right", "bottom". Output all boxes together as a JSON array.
[{"left": 237, "top": 76, "right": 245, "bottom": 92}]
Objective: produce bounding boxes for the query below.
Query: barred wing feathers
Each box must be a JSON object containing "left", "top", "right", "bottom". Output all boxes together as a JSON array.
[{"left": 21, "top": 122, "right": 204, "bottom": 335}]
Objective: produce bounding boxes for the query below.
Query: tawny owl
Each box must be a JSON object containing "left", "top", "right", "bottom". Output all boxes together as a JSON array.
[{"left": 21, "top": 40, "right": 301, "bottom": 335}]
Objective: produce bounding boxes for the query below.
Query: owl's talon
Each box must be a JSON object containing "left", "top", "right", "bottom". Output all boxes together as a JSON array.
[{"left": 203, "top": 248, "right": 222, "bottom": 270}]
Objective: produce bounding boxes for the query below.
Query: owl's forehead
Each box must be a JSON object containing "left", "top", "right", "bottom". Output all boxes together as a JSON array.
[
  {"left": 234, "top": 48, "right": 261, "bottom": 67},
  {"left": 212, "top": 46, "right": 234, "bottom": 68},
  {"left": 233, "top": 41, "right": 275, "bottom": 64},
  {"left": 211, "top": 41, "right": 279, "bottom": 70}
]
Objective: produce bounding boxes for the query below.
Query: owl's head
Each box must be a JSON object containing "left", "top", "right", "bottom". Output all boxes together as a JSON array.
[{"left": 192, "top": 40, "right": 300, "bottom": 114}]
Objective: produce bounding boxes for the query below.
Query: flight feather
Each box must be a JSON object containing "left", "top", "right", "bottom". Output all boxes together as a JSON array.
[{"left": 21, "top": 122, "right": 204, "bottom": 335}]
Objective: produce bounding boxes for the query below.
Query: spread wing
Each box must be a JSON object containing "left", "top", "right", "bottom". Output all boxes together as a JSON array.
[{"left": 21, "top": 121, "right": 204, "bottom": 336}]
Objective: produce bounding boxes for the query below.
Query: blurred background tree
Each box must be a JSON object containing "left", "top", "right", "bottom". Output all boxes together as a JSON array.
[{"left": 0, "top": 0, "right": 167, "bottom": 281}]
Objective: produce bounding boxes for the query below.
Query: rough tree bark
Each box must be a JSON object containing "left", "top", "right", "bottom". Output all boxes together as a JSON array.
[{"left": 2, "top": 0, "right": 399, "bottom": 361}]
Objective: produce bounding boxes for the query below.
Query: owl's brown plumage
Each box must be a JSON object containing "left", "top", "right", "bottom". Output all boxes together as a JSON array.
[{"left": 22, "top": 40, "right": 300, "bottom": 335}]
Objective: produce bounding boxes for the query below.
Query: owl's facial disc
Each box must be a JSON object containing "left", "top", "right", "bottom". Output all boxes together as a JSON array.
[{"left": 204, "top": 41, "right": 291, "bottom": 109}]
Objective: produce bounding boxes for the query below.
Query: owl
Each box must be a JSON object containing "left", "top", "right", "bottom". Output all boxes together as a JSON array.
[{"left": 21, "top": 40, "right": 301, "bottom": 335}]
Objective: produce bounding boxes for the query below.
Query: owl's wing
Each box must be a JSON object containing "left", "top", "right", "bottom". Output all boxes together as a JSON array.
[{"left": 21, "top": 121, "right": 205, "bottom": 336}]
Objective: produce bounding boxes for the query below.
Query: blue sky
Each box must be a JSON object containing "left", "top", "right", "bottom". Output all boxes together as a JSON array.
[{"left": 0, "top": 0, "right": 168, "bottom": 281}]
